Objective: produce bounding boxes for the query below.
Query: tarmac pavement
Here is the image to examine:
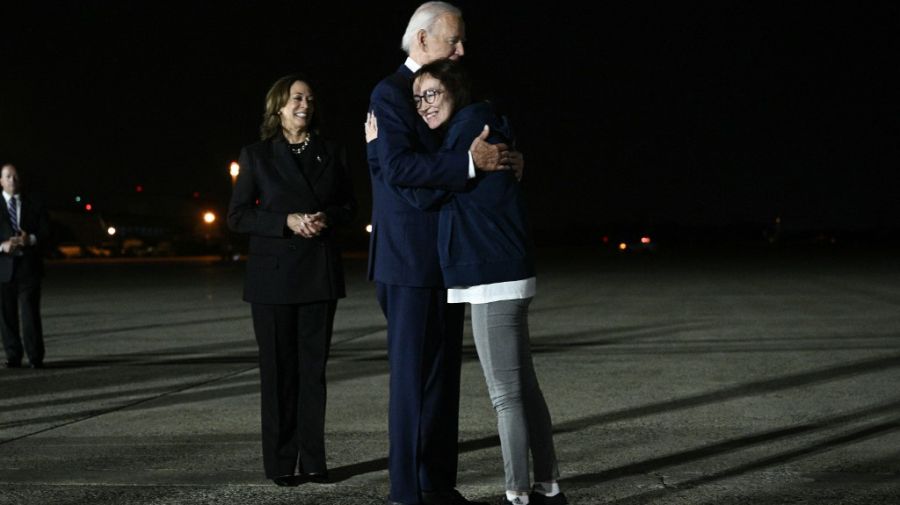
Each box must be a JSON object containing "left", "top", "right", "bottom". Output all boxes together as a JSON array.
[{"left": 1, "top": 246, "right": 899, "bottom": 504}]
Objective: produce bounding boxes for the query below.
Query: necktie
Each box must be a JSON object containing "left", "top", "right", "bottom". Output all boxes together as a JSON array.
[{"left": 8, "top": 196, "right": 20, "bottom": 234}]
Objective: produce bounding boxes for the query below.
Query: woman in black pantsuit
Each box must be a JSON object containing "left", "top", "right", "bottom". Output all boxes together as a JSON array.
[{"left": 228, "top": 74, "right": 356, "bottom": 486}]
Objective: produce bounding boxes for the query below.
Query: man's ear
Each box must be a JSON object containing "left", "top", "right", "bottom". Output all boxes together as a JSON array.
[{"left": 416, "top": 29, "right": 428, "bottom": 51}]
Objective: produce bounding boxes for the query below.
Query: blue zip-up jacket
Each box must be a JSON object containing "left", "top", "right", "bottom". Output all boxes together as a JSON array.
[{"left": 371, "top": 102, "right": 535, "bottom": 287}]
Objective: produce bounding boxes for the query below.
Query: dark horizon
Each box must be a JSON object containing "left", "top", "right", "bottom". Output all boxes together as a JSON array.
[{"left": 3, "top": 1, "right": 898, "bottom": 237}]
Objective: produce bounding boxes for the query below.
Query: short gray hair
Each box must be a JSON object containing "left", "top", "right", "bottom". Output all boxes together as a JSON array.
[{"left": 401, "top": 1, "right": 462, "bottom": 54}]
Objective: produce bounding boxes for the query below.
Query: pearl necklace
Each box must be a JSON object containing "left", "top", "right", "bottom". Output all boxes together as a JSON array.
[{"left": 289, "top": 134, "right": 311, "bottom": 155}]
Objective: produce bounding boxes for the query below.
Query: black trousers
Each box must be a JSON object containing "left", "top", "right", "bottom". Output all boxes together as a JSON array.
[
  {"left": 0, "top": 262, "right": 43, "bottom": 366},
  {"left": 251, "top": 300, "right": 337, "bottom": 478}
]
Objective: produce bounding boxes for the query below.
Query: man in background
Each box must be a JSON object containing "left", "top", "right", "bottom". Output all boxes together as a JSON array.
[{"left": 1, "top": 163, "right": 50, "bottom": 369}]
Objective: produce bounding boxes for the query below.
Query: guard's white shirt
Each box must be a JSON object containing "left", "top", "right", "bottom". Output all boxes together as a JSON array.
[{"left": 2, "top": 191, "right": 37, "bottom": 249}]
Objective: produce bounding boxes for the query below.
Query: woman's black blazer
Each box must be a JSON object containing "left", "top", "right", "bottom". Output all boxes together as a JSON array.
[{"left": 228, "top": 135, "right": 356, "bottom": 304}]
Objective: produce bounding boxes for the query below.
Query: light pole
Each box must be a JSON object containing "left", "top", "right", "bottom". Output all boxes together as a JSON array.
[
  {"left": 229, "top": 161, "right": 240, "bottom": 187},
  {"left": 226, "top": 161, "right": 241, "bottom": 261}
]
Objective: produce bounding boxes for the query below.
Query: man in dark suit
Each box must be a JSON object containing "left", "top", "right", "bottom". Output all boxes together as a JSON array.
[
  {"left": 0, "top": 163, "right": 51, "bottom": 369},
  {"left": 366, "top": 3, "right": 515, "bottom": 504}
]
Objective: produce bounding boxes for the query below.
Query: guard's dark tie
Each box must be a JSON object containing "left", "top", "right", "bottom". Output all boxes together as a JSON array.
[{"left": 8, "top": 196, "right": 20, "bottom": 234}]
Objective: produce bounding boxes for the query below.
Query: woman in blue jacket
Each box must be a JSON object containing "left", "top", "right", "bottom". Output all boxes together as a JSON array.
[{"left": 366, "top": 59, "right": 566, "bottom": 505}]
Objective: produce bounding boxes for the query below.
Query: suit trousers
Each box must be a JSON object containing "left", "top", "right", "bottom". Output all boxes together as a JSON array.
[
  {"left": 250, "top": 299, "right": 337, "bottom": 478},
  {"left": 376, "top": 282, "right": 465, "bottom": 505},
  {"left": 0, "top": 259, "right": 44, "bottom": 366}
]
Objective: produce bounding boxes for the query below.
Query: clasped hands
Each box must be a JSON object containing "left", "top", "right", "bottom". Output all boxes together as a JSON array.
[
  {"left": 1, "top": 231, "right": 28, "bottom": 254},
  {"left": 287, "top": 212, "right": 327, "bottom": 238}
]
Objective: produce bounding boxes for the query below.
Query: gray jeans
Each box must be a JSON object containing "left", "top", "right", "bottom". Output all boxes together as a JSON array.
[{"left": 470, "top": 297, "right": 559, "bottom": 492}]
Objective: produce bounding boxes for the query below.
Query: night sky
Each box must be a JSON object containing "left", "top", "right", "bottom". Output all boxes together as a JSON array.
[{"left": 3, "top": 1, "right": 898, "bottom": 241}]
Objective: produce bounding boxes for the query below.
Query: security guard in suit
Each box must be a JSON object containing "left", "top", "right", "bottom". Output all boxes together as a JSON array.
[{"left": 0, "top": 163, "right": 51, "bottom": 369}]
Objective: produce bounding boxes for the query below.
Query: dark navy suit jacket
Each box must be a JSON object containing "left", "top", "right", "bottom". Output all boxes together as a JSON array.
[
  {"left": 366, "top": 64, "right": 469, "bottom": 287},
  {"left": 0, "top": 194, "right": 50, "bottom": 284}
]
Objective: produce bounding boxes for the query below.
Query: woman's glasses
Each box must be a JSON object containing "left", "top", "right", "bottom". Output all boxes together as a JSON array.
[{"left": 413, "top": 89, "right": 444, "bottom": 109}]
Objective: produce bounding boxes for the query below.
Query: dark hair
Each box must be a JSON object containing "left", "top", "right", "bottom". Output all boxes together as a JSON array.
[
  {"left": 259, "top": 73, "right": 321, "bottom": 141},
  {"left": 412, "top": 58, "right": 473, "bottom": 112}
]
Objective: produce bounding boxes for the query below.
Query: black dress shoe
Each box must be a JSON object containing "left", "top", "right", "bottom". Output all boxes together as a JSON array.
[
  {"left": 29, "top": 362, "right": 44, "bottom": 369},
  {"left": 302, "top": 470, "right": 329, "bottom": 483},
  {"left": 3, "top": 360, "right": 21, "bottom": 368},
  {"left": 422, "top": 489, "right": 488, "bottom": 505},
  {"left": 529, "top": 491, "right": 568, "bottom": 505},
  {"left": 271, "top": 475, "right": 302, "bottom": 487}
]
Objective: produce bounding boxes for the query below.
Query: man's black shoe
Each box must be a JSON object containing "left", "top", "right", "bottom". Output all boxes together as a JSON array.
[
  {"left": 29, "top": 362, "right": 43, "bottom": 369},
  {"left": 529, "top": 490, "right": 568, "bottom": 505},
  {"left": 271, "top": 475, "right": 302, "bottom": 487},
  {"left": 422, "top": 489, "right": 488, "bottom": 505},
  {"left": 303, "top": 471, "right": 329, "bottom": 483},
  {"left": 3, "top": 360, "right": 21, "bottom": 368}
]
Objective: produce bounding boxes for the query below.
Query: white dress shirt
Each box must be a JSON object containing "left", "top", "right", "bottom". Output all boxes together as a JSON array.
[{"left": 2, "top": 191, "right": 37, "bottom": 251}]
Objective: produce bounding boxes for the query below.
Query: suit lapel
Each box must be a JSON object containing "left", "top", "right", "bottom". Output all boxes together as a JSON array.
[
  {"left": 269, "top": 139, "right": 322, "bottom": 208},
  {"left": 304, "top": 139, "right": 328, "bottom": 187},
  {"left": 20, "top": 197, "right": 40, "bottom": 232},
  {"left": 18, "top": 197, "right": 29, "bottom": 226}
]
